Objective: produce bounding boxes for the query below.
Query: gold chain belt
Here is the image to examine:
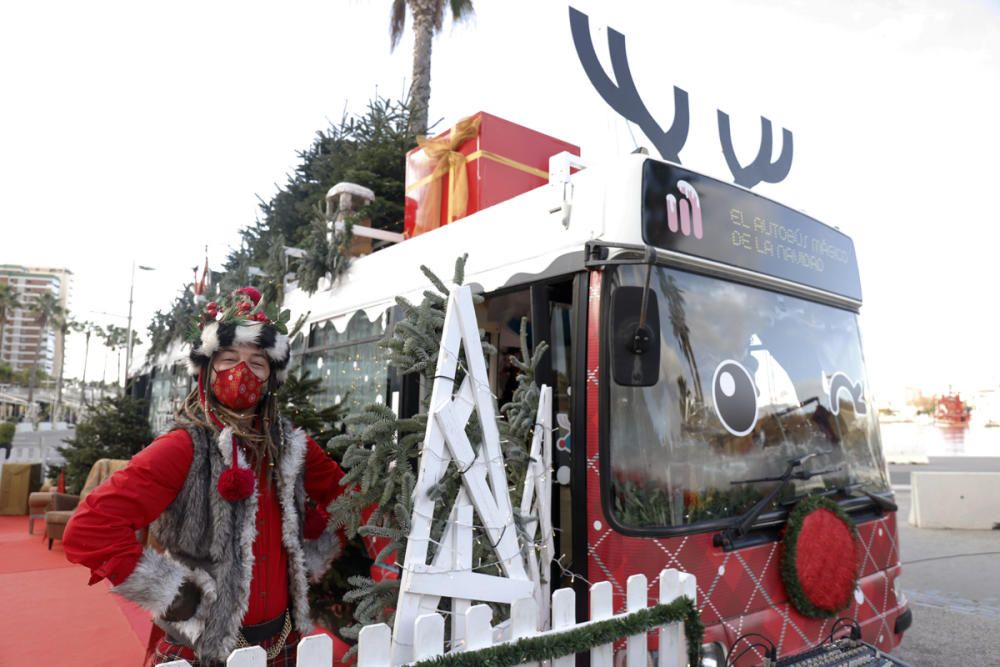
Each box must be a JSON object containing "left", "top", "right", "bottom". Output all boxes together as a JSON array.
[{"left": 235, "top": 610, "right": 292, "bottom": 660}]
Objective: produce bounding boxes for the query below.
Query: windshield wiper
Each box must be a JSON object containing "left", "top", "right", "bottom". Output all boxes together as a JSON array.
[
  {"left": 714, "top": 452, "right": 840, "bottom": 549},
  {"left": 777, "top": 482, "right": 899, "bottom": 514},
  {"left": 835, "top": 482, "right": 898, "bottom": 512}
]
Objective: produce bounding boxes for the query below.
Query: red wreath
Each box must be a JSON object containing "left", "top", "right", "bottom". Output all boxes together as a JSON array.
[{"left": 780, "top": 496, "right": 860, "bottom": 618}]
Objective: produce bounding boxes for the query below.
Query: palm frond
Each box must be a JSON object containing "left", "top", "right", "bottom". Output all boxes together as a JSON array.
[
  {"left": 450, "top": 0, "right": 474, "bottom": 22},
  {"left": 389, "top": 0, "right": 407, "bottom": 50}
]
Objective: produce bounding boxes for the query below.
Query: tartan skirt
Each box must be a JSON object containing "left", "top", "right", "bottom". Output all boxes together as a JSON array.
[{"left": 153, "top": 630, "right": 303, "bottom": 666}]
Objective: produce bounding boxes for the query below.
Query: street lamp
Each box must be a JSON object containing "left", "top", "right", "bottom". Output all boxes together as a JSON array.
[{"left": 124, "top": 262, "right": 155, "bottom": 389}]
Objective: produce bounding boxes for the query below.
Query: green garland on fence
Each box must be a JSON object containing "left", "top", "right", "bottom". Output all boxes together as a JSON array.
[
  {"left": 406, "top": 596, "right": 703, "bottom": 667},
  {"left": 780, "top": 495, "right": 860, "bottom": 619}
]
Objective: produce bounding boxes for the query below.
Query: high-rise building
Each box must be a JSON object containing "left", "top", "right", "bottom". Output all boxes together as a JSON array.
[{"left": 0, "top": 265, "right": 73, "bottom": 379}]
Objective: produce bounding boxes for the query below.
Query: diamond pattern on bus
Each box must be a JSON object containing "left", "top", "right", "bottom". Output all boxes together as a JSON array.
[
  {"left": 587, "top": 501, "right": 904, "bottom": 659},
  {"left": 581, "top": 268, "right": 904, "bottom": 663}
]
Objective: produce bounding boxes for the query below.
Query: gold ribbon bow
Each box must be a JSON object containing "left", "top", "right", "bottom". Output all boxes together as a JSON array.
[{"left": 411, "top": 115, "right": 482, "bottom": 237}]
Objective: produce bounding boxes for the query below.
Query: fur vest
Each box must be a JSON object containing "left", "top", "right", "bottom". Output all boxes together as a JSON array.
[{"left": 112, "top": 420, "right": 340, "bottom": 661}]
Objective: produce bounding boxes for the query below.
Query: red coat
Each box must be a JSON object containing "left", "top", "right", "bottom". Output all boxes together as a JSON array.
[{"left": 63, "top": 428, "right": 346, "bottom": 625}]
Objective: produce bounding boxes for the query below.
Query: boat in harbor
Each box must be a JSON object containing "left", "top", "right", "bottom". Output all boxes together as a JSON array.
[{"left": 934, "top": 393, "right": 971, "bottom": 425}]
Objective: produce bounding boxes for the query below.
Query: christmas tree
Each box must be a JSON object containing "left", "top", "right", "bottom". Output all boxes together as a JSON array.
[
  {"left": 275, "top": 371, "right": 349, "bottom": 446},
  {"left": 59, "top": 396, "right": 154, "bottom": 493}
]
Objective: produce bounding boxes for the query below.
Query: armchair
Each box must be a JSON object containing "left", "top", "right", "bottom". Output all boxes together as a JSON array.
[
  {"left": 45, "top": 459, "right": 129, "bottom": 549},
  {"left": 27, "top": 486, "right": 54, "bottom": 535}
]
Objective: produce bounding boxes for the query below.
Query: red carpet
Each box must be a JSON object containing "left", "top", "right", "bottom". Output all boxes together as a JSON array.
[
  {"left": 0, "top": 523, "right": 75, "bottom": 575},
  {"left": 0, "top": 516, "right": 352, "bottom": 665},
  {"left": 0, "top": 515, "right": 148, "bottom": 666}
]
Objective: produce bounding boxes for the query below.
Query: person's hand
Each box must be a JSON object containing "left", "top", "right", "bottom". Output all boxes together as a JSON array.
[{"left": 162, "top": 580, "right": 202, "bottom": 622}]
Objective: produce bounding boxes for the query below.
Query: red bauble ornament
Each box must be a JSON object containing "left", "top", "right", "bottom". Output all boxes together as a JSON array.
[
  {"left": 235, "top": 286, "right": 262, "bottom": 304},
  {"left": 217, "top": 439, "right": 255, "bottom": 501},
  {"left": 781, "top": 497, "right": 860, "bottom": 618}
]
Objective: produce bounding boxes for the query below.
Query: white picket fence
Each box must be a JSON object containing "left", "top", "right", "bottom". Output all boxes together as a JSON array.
[
  {"left": 362, "top": 567, "right": 697, "bottom": 667},
  {"left": 159, "top": 568, "right": 696, "bottom": 667},
  {"left": 158, "top": 633, "right": 334, "bottom": 667}
]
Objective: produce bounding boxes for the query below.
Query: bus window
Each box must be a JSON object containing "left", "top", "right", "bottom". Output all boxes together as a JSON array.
[
  {"left": 148, "top": 363, "right": 194, "bottom": 435},
  {"left": 479, "top": 288, "right": 532, "bottom": 405},
  {"left": 299, "top": 310, "right": 390, "bottom": 414},
  {"left": 605, "top": 264, "right": 888, "bottom": 531},
  {"left": 480, "top": 281, "right": 576, "bottom": 577}
]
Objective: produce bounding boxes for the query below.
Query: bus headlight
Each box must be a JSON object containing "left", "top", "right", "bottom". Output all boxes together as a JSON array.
[{"left": 700, "top": 642, "right": 727, "bottom": 667}]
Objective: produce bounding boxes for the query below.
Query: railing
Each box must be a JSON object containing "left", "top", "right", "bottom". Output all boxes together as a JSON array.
[{"left": 161, "top": 567, "right": 697, "bottom": 667}]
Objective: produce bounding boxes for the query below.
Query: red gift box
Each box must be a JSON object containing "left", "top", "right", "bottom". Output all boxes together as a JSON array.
[{"left": 404, "top": 112, "right": 580, "bottom": 238}]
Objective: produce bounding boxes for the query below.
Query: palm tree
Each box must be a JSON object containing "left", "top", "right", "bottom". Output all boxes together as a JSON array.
[
  {"left": 658, "top": 273, "right": 703, "bottom": 406},
  {"left": 0, "top": 282, "right": 23, "bottom": 363},
  {"left": 78, "top": 321, "right": 98, "bottom": 405},
  {"left": 99, "top": 324, "right": 129, "bottom": 395},
  {"left": 389, "top": 0, "right": 475, "bottom": 135},
  {"left": 25, "top": 291, "right": 65, "bottom": 426},
  {"left": 51, "top": 317, "right": 81, "bottom": 423}
]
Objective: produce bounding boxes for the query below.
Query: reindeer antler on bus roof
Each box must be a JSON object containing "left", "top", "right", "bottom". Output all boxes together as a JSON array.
[
  {"left": 569, "top": 6, "right": 690, "bottom": 164},
  {"left": 717, "top": 111, "right": 794, "bottom": 189}
]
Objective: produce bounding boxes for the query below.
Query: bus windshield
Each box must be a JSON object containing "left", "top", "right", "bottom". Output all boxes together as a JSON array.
[{"left": 606, "top": 265, "right": 889, "bottom": 531}]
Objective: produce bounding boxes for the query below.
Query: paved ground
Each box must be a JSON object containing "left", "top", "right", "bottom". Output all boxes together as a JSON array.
[
  {"left": 891, "top": 478, "right": 1000, "bottom": 666},
  {"left": 890, "top": 456, "right": 1000, "bottom": 487}
]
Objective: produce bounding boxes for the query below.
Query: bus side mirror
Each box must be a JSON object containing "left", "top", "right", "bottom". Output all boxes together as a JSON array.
[{"left": 610, "top": 286, "right": 661, "bottom": 387}]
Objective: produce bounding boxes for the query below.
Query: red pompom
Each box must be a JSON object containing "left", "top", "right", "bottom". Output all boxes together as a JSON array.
[
  {"left": 217, "top": 466, "right": 255, "bottom": 501},
  {"left": 303, "top": 505, "right": 330, "bottom": 540},
  {"left": 235, "top": 286, "right": 262, "bottom": 305},
  {"left": 794, "top": 508, "right": 859, "bottom": 612}
]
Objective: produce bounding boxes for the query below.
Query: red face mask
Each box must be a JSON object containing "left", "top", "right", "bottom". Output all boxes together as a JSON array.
[{"left": 211, "top": 361, "right": 266, "bottom": 411}]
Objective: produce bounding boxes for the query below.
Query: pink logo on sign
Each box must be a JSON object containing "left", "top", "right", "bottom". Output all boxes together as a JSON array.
[{"left": 665, "top": 180, "right": 703, "bottom": 239}]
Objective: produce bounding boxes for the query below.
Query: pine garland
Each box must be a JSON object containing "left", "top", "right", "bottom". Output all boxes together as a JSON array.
[
  {"left": 610, "top": 477, "right": 764, "bottom": 529},
  {"left": 780, "top": 495, "right": 860, "bottom": 619},
  {"left": 407, "top": 596, "right": 703, "bottom": 667}
]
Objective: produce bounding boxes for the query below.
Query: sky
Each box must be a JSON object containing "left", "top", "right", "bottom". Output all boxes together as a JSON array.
[{"left": 2, "top": 0, "right": 998, "bottom": 403}]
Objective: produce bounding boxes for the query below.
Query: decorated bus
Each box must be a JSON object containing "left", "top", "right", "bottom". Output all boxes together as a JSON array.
[{"left": 282, "top": 128, "right": 910, "bottom": 664}]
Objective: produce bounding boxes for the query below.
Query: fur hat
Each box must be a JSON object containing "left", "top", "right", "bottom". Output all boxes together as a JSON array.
[{"left": 188, "top": 287, "right": 292, "bottom": 383}]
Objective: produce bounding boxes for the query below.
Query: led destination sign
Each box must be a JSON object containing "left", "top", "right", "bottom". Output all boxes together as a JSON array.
[{"left": 641, "top": 160, "right": 862, "bottom": 302}]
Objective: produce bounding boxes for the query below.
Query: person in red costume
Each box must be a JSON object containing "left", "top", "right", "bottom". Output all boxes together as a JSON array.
[{"left": 63, "top": 287, "right": 347, "bottom": 666}]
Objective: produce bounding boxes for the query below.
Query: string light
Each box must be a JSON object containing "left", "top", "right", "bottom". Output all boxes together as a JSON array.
[{"left": 400, "top": 508, "right": 557, "bottom": 559}]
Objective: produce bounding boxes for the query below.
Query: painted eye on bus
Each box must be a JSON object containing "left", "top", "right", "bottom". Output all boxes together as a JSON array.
[
  {"left": 712, "top": 360, "right": 759, "bottom": 436},
  {"left": 827, "top": 371, "right": 867, "bottom": 416}
]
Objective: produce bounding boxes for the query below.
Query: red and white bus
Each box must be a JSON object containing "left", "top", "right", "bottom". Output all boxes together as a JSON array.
[{"left": 284, "top": 152, "right": 910, "bottom": 664}]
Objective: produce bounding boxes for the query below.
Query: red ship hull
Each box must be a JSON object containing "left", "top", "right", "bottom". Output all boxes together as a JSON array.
[{"left": 934, "top": 394, "right": 970, "bottom": 425}]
